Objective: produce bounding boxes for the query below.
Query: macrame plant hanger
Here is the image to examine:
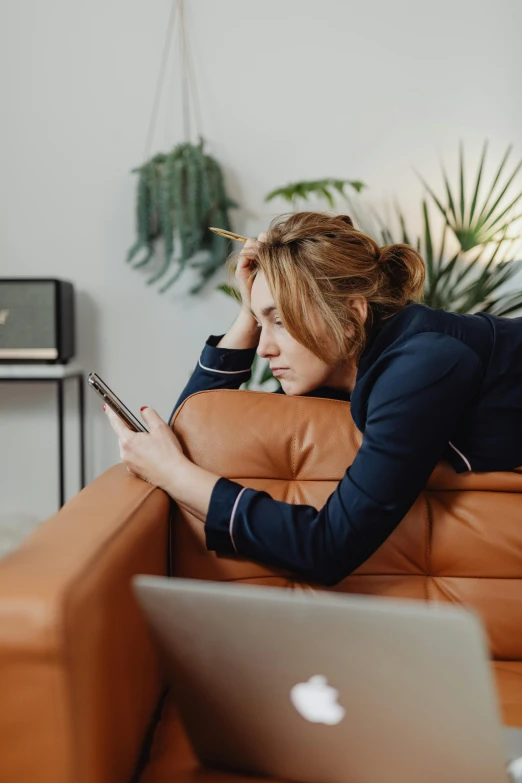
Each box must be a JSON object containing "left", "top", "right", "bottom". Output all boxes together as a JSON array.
[
  {"left": 128, "top": 0, "right": 234, "bottom": 294},
  {"left": 142, "top": 0, "right": 202, "bottom": 164}
]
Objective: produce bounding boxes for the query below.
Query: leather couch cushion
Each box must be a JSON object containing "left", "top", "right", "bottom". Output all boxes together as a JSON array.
[{"left": 171, "top": 390, "right": 522, "bottom": 660}]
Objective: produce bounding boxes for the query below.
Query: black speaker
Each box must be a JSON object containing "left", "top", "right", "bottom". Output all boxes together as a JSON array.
[{"left": 0, "top": 278, "right": 75, "bottom": 364}]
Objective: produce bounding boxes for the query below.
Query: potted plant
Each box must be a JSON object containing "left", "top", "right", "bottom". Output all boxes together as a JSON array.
[{"left": 127, "top": 139, "right": 237, "bottom": 294}]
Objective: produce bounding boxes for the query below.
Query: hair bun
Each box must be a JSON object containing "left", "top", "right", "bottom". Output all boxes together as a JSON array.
[{"left": 378, "top": 243, "right": 425, "bottom": 305}]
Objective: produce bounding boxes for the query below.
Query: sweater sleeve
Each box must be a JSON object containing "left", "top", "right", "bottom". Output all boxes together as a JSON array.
[
  {"left": 168, "top": 335, "right": 257, "bottom": 424},
  {"left": 204, "top": 333, "right": 483, "bottom": 586}
]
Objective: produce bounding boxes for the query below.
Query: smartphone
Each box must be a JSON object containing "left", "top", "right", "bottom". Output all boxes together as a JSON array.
[{"left": 88, "top": 372, "right": 148, "bottom": 433}]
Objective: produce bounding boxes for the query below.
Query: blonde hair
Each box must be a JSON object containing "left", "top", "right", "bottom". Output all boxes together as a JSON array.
[{"left": 240, "top": 211, "right": 425, "bottom": 365}]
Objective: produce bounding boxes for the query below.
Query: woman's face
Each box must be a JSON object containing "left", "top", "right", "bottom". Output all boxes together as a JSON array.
[{"left": 250, "top": 271, "right": 357, "bottom": 396}]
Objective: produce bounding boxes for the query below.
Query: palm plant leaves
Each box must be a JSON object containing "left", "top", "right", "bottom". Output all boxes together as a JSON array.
[
  {"left": 418, "top": 141, "right": 522, "bottom": 251},
  {"left": 486, "top": 290, "right": 522, "bottom": 316},
  {"left": 216, "top": 283, "right": 242, "bottom": 302},
  {"left": 391, "top": 197, "right": 522, "bottom": 314},
  {"left": 127, "top": 139, "right": 237, "bottom": 293},
  {"left": 414, "top": 142, "right": 522, "bottom": 314},
  {"left": 265, "top": 178, "right": 366, "bottom": 208}
]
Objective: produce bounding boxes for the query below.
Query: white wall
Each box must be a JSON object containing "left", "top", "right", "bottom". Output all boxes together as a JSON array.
[{"left": 1, "top": 0, "right": 521, "bottom": 520}]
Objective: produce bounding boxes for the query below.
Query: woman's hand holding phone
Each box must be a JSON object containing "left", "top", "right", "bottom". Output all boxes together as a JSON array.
[{"left": 104, "top": 405, "right": 185, "bottom": 489}]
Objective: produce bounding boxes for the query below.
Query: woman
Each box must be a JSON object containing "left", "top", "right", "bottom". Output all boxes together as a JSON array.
[{"left": 105, "top": 211, "right": 522, "bottom": 586}]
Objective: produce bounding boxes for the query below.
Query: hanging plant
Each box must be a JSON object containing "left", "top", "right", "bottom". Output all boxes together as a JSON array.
[
  {"left": 126, "top": 0, "right": 239, "bottom": 295},
  {"left": 127, "top": 139, "right": 237, "bottom": 294}
]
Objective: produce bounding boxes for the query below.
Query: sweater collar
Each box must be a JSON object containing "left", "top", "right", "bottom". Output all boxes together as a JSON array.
[{"left": 357, "top": 303, "right": 418, "bottom": 382}]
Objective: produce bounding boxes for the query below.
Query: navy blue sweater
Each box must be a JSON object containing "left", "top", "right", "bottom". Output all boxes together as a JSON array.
[{"left": 170, "top": 304, "right": 522, "bottom": 586}]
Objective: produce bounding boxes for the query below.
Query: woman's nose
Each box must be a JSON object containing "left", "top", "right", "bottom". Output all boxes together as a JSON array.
[{"left": 257, "top": 329, "right": 279, "bottom": 359}]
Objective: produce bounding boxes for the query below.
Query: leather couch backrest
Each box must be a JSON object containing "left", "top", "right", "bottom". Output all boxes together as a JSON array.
[{"left": 171, "top": 389, "right": 522, "bottom": 661}]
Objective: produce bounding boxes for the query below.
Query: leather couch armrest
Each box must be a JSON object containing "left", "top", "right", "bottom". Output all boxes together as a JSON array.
[{"left": 0, "top": 465, "right": 171, "bottom": 783}]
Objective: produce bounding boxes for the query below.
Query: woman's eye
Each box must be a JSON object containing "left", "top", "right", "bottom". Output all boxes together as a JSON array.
[{"left": 274, "top": 320, "right": 283, "bottom": 328}]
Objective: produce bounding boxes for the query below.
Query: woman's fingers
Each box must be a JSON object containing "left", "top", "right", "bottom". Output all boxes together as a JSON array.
[
  {"left": 139, "top": 406, "right": 164, "bottom": 430},
  {"left": 105, "top": 405, "right": 133, "bottom": 439},
  {"left": 237, "top": 234, "right": 266, "bottom": 269},
  {"left": 237, "top": 238, "right": 261, "bottom": 269},
  {"left": 239, "top": 237, "right": 260, "bottom": 257},
  {"left": 235, "top": 232, "right": 266, "bottom": 308}
]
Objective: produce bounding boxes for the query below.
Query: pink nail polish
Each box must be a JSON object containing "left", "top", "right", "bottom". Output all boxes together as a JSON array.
[
  {"left": 140, "top": 406, "right": 147, "bottom": 411},
  {"left": 103, "top": 404, "right": 106, "bottom": 411}
]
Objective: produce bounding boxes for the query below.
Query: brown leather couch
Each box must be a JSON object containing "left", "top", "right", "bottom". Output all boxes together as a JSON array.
[{"left": 1, "top": 389, "right": 521, "bottom": 783}]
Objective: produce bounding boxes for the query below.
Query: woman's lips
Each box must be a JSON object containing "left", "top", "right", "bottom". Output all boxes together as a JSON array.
[{"left": 272, "top": 368, "right": 288, "bottom": 377}]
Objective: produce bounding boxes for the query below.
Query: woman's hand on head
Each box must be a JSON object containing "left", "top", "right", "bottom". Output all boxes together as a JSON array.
[
  {"left": 104, "top": 405, "right": 185, "bottom": 490},
  {"left": 236, "top": 232, "right": 266, "bottom": 312}
]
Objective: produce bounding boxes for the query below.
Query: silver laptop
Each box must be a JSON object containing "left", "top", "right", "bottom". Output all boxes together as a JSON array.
[{"left": 133, "top": 576, "right": 522, "bottom": 783}]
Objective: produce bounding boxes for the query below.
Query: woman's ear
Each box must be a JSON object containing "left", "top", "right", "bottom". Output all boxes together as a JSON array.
[{"left": 347, "top": 297, "right": 368, "bottom": 324}]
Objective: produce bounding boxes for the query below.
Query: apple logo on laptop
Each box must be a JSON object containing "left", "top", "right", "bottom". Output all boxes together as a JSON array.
[{"left": 290, "top": 675, "right": 346, "bottom": 725}]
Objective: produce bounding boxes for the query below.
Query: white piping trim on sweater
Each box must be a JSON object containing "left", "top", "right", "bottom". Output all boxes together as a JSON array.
[
  {"left": 229, "top": 487, "right": 247, "bottom": 553},
  {"left": 199, "top": 359, "right": 250, "bottom": 375},
  {"left": 448, "top": 441, "right": 472, "bottom": 472}
]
